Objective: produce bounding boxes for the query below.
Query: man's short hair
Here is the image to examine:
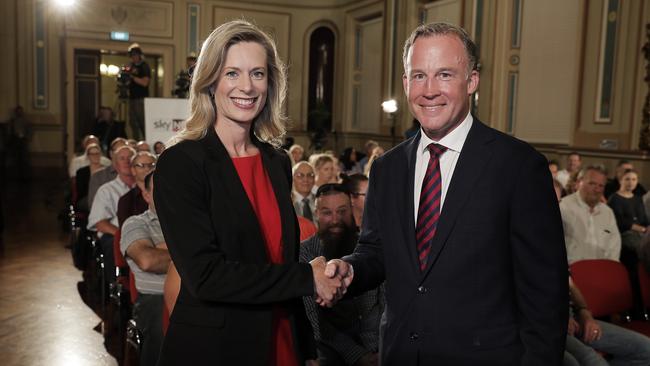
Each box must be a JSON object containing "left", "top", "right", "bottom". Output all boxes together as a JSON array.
[
  {"left": 144, "top": 171, "right": 154, "bottom": 192},
  {"left": 568, "top": 152, "right": 581, "bottom": 159},
  {"left": 114, "top": 145, "right": 136, "bottom": 158},
  {"left": 110, "top": 137, "right": 128, "bottom": 151},
  {"left": 402, "top": 22, "right": 478, "bottom": 74},
  {"left": 343, "top": 173, "right": 368, "bottom": 194},
  {"left": 577, "top": 165, "right": 607, "bottom": 180},
  {"left": 617, "top": 159, "right": 631, "bottom": 167},
  {"left": 315, "top": 183, "right": 350, "bottom": 199},
  {"left": 292, "top": 161, "right": 314, "bottom": 175},
  {"left": 130, "top": 151, "right": 157, "bottom": 165},
  {"left": 364, "top": 140, "right": 379, "bottom": 152}
]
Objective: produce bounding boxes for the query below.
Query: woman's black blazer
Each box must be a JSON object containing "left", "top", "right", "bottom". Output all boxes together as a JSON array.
[{"left": 154, "top": 127, "right": 316, "bottom": 365}]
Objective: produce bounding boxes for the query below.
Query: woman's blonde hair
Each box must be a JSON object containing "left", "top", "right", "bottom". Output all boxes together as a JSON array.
[{"left": 171, "top": 20, "right": 287, "bottom": 146}]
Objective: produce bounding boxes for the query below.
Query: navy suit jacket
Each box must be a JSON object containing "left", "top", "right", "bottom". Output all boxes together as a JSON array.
[{"left": 344, "top": 119, "right": 568, "bottom": 365}]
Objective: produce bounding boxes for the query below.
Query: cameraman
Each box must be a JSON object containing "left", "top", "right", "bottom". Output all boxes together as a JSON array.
[{"left": 127, "top": 43, "right": 150, "bottom": 140}]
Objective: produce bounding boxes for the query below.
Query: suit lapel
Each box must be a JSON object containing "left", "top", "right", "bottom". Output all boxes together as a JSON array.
[
  {"left": 402, "top": 132, "right": 421, "bottom": 276},
  {"left": 201, "top": 127, "right": 268, "bottom": 261},
  {"left": 420, "top": 120, "right": 495, "bottom": 280}
]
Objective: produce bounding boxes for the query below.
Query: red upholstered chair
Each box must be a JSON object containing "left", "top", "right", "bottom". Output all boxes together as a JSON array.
[{"left": 570, "top": 259, "right": 650, "bottom": 336}]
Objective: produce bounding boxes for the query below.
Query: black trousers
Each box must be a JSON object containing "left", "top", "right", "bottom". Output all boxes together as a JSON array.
[{"left": 134, "top": 293, "right": 164, "bottom": 366}]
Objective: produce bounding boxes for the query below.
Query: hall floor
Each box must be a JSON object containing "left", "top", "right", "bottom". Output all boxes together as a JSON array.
[{"left": 0, "top": 170, "right": 118, "bottom": 366}]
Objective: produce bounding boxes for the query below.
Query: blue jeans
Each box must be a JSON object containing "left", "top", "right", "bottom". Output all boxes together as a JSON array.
[{"left": 564, "top": 320, "right": 650, "bottom": 366}]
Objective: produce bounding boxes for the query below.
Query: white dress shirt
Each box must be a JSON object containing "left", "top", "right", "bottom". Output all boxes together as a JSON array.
[
  {"left": 87, "top": 176, "right": 134, "bottom": 238},
  {"left": 559, "top": 192, "right": 621, "bottom": 264},
  {"left": 413, "top": 112, "right": 473, "bottom": 222},
  {"left": 293, "top": 191, "right": 316, "bottom": 221}
]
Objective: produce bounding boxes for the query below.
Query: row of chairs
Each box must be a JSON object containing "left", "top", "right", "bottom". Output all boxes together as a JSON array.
[{"left": 570, "top": 259, "right": 650, "bottom": 336}]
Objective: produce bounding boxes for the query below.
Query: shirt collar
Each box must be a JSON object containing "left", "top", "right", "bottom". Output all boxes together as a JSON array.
[
  {"left": 573, "top": 192, "right": 601, "bottom": 214},
  {"left": 417, "top": 111, "right": 473, "bottom": 156}
]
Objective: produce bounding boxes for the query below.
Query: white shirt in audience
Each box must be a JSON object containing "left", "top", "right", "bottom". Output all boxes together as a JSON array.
[
  {"left": 560, "top": 192, "right": 621, "bottom": 264},
  {"left": 556, "top": 169, "right": 571, "bottom": 189},
  {"left": 87, "top": 176, "right": 133, "bottom": 238}
]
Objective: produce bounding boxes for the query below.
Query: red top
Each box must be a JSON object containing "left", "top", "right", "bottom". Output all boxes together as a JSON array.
[{"left": 231, "top": 154, "right": 298, "bottom": 366}]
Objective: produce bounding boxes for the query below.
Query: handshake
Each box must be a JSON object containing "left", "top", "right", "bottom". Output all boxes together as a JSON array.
[{"left": 310, "top": 256, "right": 354, "bottom": 308}]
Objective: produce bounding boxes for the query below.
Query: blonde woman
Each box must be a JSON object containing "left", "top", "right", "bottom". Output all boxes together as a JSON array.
[{"left": 154, "top": 20, "right": 341, "bottom": 365}]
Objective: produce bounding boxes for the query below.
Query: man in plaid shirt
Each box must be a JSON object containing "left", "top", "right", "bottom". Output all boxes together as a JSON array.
[{"left": 300, "top": 183, "right": 384, "bottom": 366}]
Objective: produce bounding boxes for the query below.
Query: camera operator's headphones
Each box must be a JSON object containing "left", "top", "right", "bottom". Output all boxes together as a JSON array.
[{"left": 127, "top": 43, "right": 143, "bottom": 56}]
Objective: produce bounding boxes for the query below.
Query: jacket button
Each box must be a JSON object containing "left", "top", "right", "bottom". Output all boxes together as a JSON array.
[
  {"left": 417, "top": 286, "right": 427, "bottom": 294},
  {"left": 409, "top": 332, "right": 419, "bottom": 341}
]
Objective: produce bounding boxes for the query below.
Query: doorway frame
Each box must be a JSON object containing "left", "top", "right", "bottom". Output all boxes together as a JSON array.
[{"left": 64, "top": 37, "right": 174, "bottom": 159}]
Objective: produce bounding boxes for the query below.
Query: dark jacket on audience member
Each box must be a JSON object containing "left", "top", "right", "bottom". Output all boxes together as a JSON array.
[
  {"left": 605, "top": 179, "right": 647, "bottom": 200},
  {"left": 154, "top": 127, "right": 316, "bottom": 365},
  {"left": 117, "top": 186, "right": 147, "bottom": 228},
  {"left": 607, "top": 193, "right": 649, "bottom": 232}
]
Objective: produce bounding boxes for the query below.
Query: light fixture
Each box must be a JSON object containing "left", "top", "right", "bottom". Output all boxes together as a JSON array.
[
  {"left": 381, "top": 99, "right": 398, "bottom": 114},
  {"left": 53, "top": 0, "right": 76, "bottom": 9}
]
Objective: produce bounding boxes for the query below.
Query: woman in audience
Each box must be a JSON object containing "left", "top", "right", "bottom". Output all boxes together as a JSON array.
[
  {"left": 311, "top": 153, "right": 336, "bottom": 193},
  {"left": 153, "top": 141, "right": 165, "bottom": 155},
  {"left": 154, "top": 20, "right": 329, "bottom": 365},
  {"left": 608, "top": 169, "right": 649, "bottom": 250},
  {"left": 74, "top": 143, "right": 106, "bottom": 211},
  {"left": 288, "top": 144, "right": 304, "bottom": 165},
  {"left": 338, "top": 147, "right": 362, "bottom": 175}
]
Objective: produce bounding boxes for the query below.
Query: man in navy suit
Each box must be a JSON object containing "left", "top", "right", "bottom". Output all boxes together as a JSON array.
[{"left": 322, "top": 22, "right": 568, "bottom": 365}]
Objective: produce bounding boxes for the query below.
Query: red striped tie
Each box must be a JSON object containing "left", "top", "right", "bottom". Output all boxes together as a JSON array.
[{"left": 416, "top": 143, "right": 447, "bottom": 271}]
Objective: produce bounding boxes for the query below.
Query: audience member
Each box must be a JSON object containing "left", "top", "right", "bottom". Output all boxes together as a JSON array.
[
  {"left": 608, "top": 168, "right": 649, "bottom": 314},
  {"left": 293, "top": 161, "right": 316, "bottom": 222},
  {"left": 312, "top": 154, "right": 336, "bottom": 193},
  {"left": 121, "top": 172, "right": 170, "bottom": 366},
  {"left": 557, "top": 152, "right": 582, "bottom": 189},
  {"left": 117, "top": 151, "right": 156, "bottom": 227},
  {"left": 127, "top": 43, "right": 151, "bottom": 140},
  {"left": 87, "top": 138, "right": 128, "bottom": 206},
  {"left": 548, "top": 159, "right": 559, "bottom": 179},
  {"left": 358, "top": 140, "right": 378, "bottom": 173},
  {"left": 339, "top": 147, "right": 362, "bottom": 175},
  {"left": 127, "top": 139, "right": 138, "bottom": 149},
  {"left": 8, "top": 106, "right": 32, "bottom": 181},
  {"left": 363, "top": 146, "right": 384, "bottom": 177},
  {"left": 290, "top": 144, "right": 305, "bottom": 165},
  {"left": 87, "top": 145, "right": 136, "bottom": 282},
  {"left": 136, "top": 140, "right": 151, "bottom": 153},
  {"left": 345, "top": 174, "right": 369, "bottom": 229},
  {"left": 153, "top": 141, "right": 165, "bottom": 155},
  {"left": 560, "top": 166, "right": 620, "bottom": 264},
  {"left": 68, "top": 134, "right": 111, "bottom": 178},
  {"left": 564, "top": 276, "right": 650, "bottom": 366},
  {"left": 75, "top": 143, "right": 107, "bottom": 211},
  {"left": 300, "top": 184, "right": 383, "bottom": 366},
  {"left": 606, "top": 160, "right": 647, "bottom": 199},
  {"left": 92, "top": 107, "right": 126, "bottom": 153}
]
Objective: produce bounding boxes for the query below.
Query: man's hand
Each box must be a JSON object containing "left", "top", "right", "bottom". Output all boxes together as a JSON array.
[
  {"left": 325, "top": 259, "right": 354, "bottom": 291},
  {"left": 310, "top": 256, "right": 347, "bottom": 307},
  {"left": 354, "top": 352, "right": 378, "bottom": 366}
]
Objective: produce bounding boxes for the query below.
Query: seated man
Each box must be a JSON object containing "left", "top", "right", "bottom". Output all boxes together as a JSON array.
[
  {"left": 564, "top": 276, "right": 650, "bottom": 365},
  {"left": 292, "top": 161, "right": 316, "bottom": 222},
  {"left": 87, "top": 145, "right": 136, "bottom": 281},
  {"left": 117, "top": 151, "right": 156, "bottom": 227},
  {"left": 121, "top": 172, "right": 170, "bottom": 366},
  {"left": 560, "top": 166, "right": 621, "bottom": 264},
  {"left": 300, "top": 183, "right": 383, "bottom": 366}
]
